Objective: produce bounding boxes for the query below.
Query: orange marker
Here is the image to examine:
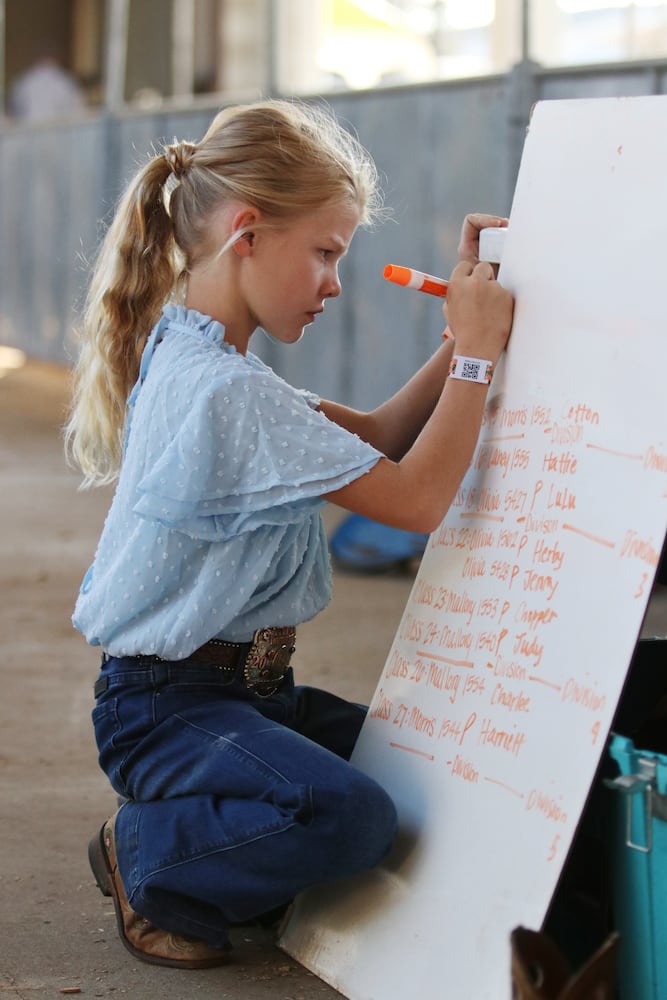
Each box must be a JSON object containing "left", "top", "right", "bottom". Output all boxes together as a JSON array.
[{"left": 383, "top": 264, "right": 448, "bottom": 298}]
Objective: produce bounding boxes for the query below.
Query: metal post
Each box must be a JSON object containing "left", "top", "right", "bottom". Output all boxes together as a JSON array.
[
  {"left": 172, "top": 0, "right": 195, "bottom": 100},
  {"left": 0, "top": 0, "right": 5, "bottom": 116},
  {"left": 105, "top": 0, "right": 130, "bottom": 111},
  {"left": 267, "top": 0, "right": 278, "bottom": 96},
  {"left": 521, "top": 0, "right": 530, "bottom": 62}
]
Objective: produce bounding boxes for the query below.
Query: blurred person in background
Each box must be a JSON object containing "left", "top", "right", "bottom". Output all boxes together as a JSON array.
[{"left": 9, "top": 42, "right": 84, "bottom": 121}]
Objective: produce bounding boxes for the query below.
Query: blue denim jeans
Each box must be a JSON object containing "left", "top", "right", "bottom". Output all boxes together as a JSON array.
[{"left": 92, "top": 654, "right": 398, "bottom": 948}]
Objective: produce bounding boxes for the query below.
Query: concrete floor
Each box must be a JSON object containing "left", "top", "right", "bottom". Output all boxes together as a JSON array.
[{"left": 0, "top": 359, "right": 415, "bottom": 999}]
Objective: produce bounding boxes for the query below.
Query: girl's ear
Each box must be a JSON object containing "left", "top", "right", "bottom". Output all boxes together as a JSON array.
[
  {"left": 232, "top": 232, "right": 254, "bottom": 257},
  {"left": 230, "top": 207, "right": 260, "bottom": 258}
]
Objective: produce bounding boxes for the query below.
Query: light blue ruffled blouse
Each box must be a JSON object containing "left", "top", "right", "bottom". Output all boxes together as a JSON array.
[{"left": 73, "top": 306, "right": 382, "bottom": 658}]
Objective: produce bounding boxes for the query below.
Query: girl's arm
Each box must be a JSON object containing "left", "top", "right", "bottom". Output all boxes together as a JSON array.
[
  {"left": 322, "top": 259, "right": 513, "bottom": 535},
  {"left": 318, "top": 336, "right": 454, "bottom": 461},
  {"left": 319, "top": 212, "right": 509, "bottom": 460}
]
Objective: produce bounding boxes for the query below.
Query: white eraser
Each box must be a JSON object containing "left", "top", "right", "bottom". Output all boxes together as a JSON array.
[{"left": 479, "top": 227, "right": 508, "bottom": 264}]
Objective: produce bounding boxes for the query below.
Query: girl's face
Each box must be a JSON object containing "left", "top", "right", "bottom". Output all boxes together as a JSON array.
[{"left": 236, "top": 198, "right": 361, "bottom": 350}]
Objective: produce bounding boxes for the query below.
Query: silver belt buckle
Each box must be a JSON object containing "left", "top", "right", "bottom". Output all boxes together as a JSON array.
[{"left": 243, "top": 627, "right": 296, "bottom": 697}]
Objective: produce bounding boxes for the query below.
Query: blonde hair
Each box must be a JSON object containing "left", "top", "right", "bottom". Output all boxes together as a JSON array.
[{"left": 65, "top": 99, "right": 383, "bottom": 486}]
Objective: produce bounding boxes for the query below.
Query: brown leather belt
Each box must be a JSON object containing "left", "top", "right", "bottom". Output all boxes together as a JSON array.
[
  {"left": 96, "top": 626, "right": 296, "bottom": 699},
  {"left": 190, "top": 626, "right": 296, "bottom": 697}
]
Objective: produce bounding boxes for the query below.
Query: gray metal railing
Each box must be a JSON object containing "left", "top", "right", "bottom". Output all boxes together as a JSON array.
[{"left": 2, "top": 58, "right": 666, "bottom": 407}]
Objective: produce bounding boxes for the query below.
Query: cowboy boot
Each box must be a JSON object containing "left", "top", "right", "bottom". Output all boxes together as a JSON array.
[
  {"left": 88, "top": 812, "right": 231, "bottom": 969},
  {"left": 511, "top": 926, "right": 571, "bottom": 998},
  {"left": 511, "top": 926, "right": 619, "bottom": 999}
]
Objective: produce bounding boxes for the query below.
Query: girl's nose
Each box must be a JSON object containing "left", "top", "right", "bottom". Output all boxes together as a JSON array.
[{"left": 324, "top": 268, "right": 342, "bottom": 298}]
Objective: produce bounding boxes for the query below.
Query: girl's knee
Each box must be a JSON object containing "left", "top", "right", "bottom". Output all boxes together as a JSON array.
[
  {"left": 352, "top": 776, "right": 398, "bottom": 865},
  {"left": 317, "top": 772, "right": 398, "bottom": 871}
]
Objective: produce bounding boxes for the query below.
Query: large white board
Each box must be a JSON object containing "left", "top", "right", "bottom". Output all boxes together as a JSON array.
[{"left": 281, "top": 97, "right": 667, "bottom": 1000}]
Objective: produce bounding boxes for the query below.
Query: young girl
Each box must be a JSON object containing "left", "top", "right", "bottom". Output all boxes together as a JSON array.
[{"left": 66, "top": 99, "right": 513, "bottom": 969}]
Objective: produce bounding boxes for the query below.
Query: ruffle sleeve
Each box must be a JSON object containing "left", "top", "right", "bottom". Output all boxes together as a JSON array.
[{"left": 131, "top": 364, "right": 382, "bottom": 539}]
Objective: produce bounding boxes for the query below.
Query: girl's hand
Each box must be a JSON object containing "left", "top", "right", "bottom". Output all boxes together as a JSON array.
[
  {"left": 444, "top": 259, "right": 513, "bottom": 363},
  {"left": 457, "top": 213, "right": 508, "bottom": 265}
]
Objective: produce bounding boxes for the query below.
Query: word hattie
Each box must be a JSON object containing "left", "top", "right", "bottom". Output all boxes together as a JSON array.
[{"left": 383, "top": 264, "right": 449, "bottom": 298}]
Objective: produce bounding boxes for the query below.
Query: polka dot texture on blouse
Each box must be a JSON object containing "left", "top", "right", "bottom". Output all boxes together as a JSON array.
[{"left": 73, "top": 307, "right": 382, "bottom": 658}]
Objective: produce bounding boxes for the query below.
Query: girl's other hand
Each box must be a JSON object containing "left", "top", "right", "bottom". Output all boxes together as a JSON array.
[{"left": 457, "top": 213, "right": 508, "bottom": 265}]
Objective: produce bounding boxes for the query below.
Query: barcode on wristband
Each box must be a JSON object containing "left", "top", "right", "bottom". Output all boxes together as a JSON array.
[
  {"left": 449, "top": 355, "right": 494, "bottom": 385},
  {"left": 462, "top": 359, "right": 482, "bottom": 380}
]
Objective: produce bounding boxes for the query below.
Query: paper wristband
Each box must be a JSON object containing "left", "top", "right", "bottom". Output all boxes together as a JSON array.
[{"left": 448, "top": 355, "right": 494, "bottom": 385}]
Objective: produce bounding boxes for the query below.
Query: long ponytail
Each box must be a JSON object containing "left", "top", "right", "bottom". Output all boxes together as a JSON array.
[{"left": 65, "top": 152, "right": 179, "bottom": 486}]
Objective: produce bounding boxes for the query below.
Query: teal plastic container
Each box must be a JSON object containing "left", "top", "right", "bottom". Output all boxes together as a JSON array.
[{"left": 607, "top": 733, "right": 667, "bottom": 1000}]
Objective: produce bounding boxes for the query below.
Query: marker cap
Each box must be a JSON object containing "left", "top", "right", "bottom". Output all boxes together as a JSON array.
[{"left": 479, "top": 227, "right": 508, "bottom": 264}]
